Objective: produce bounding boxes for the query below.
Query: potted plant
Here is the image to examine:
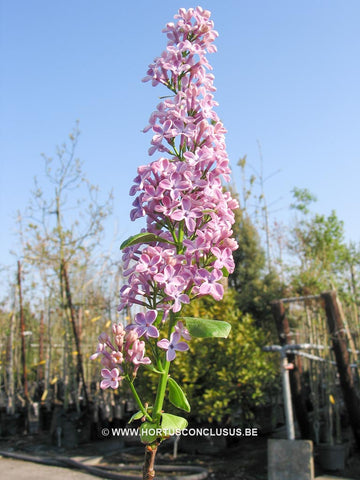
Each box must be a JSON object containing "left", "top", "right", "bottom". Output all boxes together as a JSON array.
[{"left": 317, "top": 391, "right": 348, "bottom": 471}]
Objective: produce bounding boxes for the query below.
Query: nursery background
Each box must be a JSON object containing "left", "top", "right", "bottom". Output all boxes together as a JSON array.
[{"left": 1, "top": 0, "right": 360, "bottom": 465}]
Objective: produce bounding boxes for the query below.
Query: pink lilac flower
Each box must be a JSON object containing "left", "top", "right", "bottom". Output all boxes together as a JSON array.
[
  {"left": 194, "top": 268, "right": 224, "bottom": 301},
  {"left": 127, "top": 339, "right": 152, "bottom": 376},
  {"left": 90, "top": 342, "right": 107, "bottom": 361},
  {"left": 174, "top": 321, "right": 191, "bottom": 341},
  {"left": 170, "top": 198, "right": 203, "bottom": 233},
  {"left": 157, "top": 332, "right": 189, "bottom": 361},
  {"left": 135, "top": 251, "right": 162, "bottom": 274},
  {"left": 154, "top": 264, "right": 182, "bottom": 286},
  {"left": 128, "top": 340, "right": 152, "bottom": 366},
  {"left": 211, "top": 246, "right": 235, "bottom": 273},
  {"left": 91, "top": 325, "right": 151, "bottom": 379},
  {"left": 164, "top": 283, "right": 190, "bottom": 312},
  {"left": 127, "top": 309, "right": 159, "bottom": 339},
  {"left": 159, "top": 172, "right": 190, "bottom": 200},
  {"left": 100, "top": 368, "right": 122, "bottom": 390}
]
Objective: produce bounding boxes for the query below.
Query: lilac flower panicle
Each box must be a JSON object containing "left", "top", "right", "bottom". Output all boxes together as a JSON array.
[
  {"left": 119, "top": 6, "right": 238, "bottom": 321},
  {"left": 93, "top": 8, "right": 238, "bottom": 388}
]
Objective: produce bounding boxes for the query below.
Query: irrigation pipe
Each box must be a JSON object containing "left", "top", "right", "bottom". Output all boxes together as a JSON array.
[{"left": 0, "top": 450, "right": 208, "bottom": 480}]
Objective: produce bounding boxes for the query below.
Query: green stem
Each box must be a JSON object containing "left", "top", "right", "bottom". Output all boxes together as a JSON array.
[
  {"left": 148, "top": 337, "right": 159, "bottom": 361},
  {"left": 177, "top": 221, "right": 185, "bottom": 253},
  {"left": 167, "top": 311, "right": 177, "bottom": 337},
  {"left": 151, "top": 311, "right": 178, "bottom": 422},
  {"left": 152, "top": 360, "right": 170, "bottom": 422},
  {"left": 172, "top": 143, "right": 181, "bottom": 159},
  {"left": 166, "top": 219, "right": 178, "bottom": 245},
  {"left": 126, "top": 376, "right": 152, "bottom": 422}
]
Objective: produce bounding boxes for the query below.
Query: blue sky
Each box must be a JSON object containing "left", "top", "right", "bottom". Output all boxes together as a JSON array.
[{"left": 1, "top": 0, "right": 360, "bottom": 272}]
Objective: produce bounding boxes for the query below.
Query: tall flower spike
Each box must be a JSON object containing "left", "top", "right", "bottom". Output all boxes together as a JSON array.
[
  {"left": 93, "top": 11, "right": 237, "bottom": 474},
  {"left": 119, "top": 6, "right": 238, "bottom": 317}
]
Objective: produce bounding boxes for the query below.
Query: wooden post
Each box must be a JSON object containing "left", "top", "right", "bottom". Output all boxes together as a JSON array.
[
  {"left": 271, "top": 300, "right": 312, "bottom": 439},
  {"left": 17, "top": 261, "right": 29, "bottom": 401},
  {"left": 322, "top": 290, "right": 360, "bottom": 447}
]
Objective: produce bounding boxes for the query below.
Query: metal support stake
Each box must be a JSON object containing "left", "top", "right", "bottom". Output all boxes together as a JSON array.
[
  {"left": 281, "top": 352, "right": 295, "bottom": 440},
  {"left": 264, "top": 343, "right": 334, "bottom": 441}
]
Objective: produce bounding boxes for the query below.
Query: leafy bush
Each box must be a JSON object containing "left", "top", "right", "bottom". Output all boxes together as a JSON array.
[{"left": 169, "top": 289, "right": 279, "bottom": 424}]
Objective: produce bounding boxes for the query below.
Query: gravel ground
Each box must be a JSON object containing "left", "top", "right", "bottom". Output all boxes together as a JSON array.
[{"left": 0, "top": 457, "right": 98, "bottom": 480}]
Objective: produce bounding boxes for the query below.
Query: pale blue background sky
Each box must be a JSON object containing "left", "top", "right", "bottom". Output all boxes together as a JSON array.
[{"left": 1, "top": 0, "right": 360, "bottom": 272}]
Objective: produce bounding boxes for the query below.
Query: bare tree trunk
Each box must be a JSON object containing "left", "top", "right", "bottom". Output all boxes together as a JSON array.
[
  {"left": 61, "top": 272, "right": 70, "bottom": 410},
  {"left": 322, "top": 290, "right": 360, "bottom": 447},
  {"left": 17, "top": 261, "right": 29, "bottom": 401},
  {"left": 143, "top": 445, "right": 158, "bottom": 480},
  {"left": 44, "top": 301, "right": 52, "bottom": 406},
  {"left": 78, "top": 306, "right": 83, "bottom": 341},
  {"left": 6, "top": 311, "right": 16, "bottom": 414},
  {"left": 39, "top": 311, "right": 45, "bottom": 382},
  {"left": 62, "top": 260, "right": 89, "bottom": 408}
]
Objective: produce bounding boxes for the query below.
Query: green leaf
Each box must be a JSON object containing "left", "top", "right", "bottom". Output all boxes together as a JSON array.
[
  {"left": 128, "top": 410, "right": 144, "bottom": 423},
  {"left": 221, "top": 266, "right": 229, "bottom": 277},
  {"left": 161, "top": 413, "right": 188, "bottom": 434},
  {"left": 181, "top": 317, "right": 231, "bottom": 338},
  {"left": 140, "top": 421, "right": 159, "bottom": 444},
  {"left": 168, "top": 377, "right": 191, "bottom": 412},
  {"left": 143, "top": 363, "right": 163, "bottom": 375},
  {"left": 120, "top": 232, "right": 173, "bottom": 250}
]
